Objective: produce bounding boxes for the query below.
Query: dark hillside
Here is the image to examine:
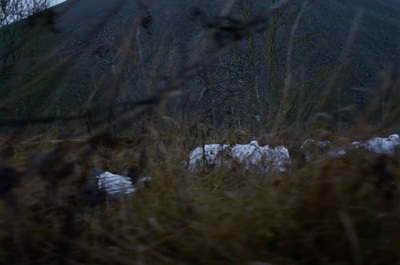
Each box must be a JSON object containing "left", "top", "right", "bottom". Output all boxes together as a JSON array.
[
  {"left": 302, "top": 0, "right": 400, "bottom": 87},
  {"left": 56, "top": 0, "right": 400, "bottom": 115},
  {"left": 50, "top": 0, "right": 400, "bottom": 83},
  {"left": 1, "top": 0, "right": 400, "bottom": 131}
]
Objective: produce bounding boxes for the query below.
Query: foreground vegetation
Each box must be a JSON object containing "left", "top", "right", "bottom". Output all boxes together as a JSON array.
[{"left": 0, "top": 127, "right": 399, "bottom": 265}]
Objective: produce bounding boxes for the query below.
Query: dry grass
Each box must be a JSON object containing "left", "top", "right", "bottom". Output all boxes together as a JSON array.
[{"left": 0, "top": 127, "right": 399, "bottom": 265}]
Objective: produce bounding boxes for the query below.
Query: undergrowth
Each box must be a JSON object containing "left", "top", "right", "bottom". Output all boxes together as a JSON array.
[{"left": 0, "top": 127, "right": 399, "bottom": 264}]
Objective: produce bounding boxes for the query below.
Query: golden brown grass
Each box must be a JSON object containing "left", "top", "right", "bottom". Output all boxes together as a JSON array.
[{"left": 0, "top": 128, "right": 399, "bottom": 265}]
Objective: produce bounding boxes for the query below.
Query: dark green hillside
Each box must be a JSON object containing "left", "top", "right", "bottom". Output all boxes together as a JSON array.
[{"left": 2, "top": 0, "right": 400, "bottom": 132}]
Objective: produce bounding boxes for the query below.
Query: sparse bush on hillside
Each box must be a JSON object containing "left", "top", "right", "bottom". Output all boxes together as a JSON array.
[
  {"left": 0, "top": 0, "right": 49, "bottom": 63},
  {"left": 0, "top": 0, "right": 52, "bottom": 121}
]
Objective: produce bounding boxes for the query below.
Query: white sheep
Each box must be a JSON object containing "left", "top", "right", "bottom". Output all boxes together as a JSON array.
[
  {"left": 188, "top": 140, "right": 291, "bottom": 173},
  {"left": 301, "top": 134, "right": 400, "bottom": 161},
  {"left": 93, "top": 168, "right": 151, "bottom": 196}
]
